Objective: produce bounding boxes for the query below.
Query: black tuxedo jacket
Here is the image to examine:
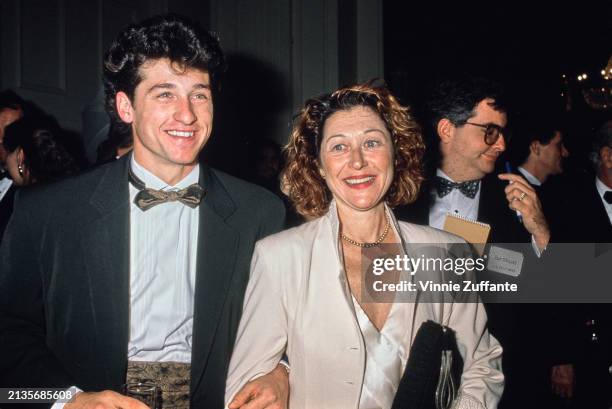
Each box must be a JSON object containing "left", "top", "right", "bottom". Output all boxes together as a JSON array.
[
  {"left": 561, "top": 177, "right": 612, "bottom": 243},
  {"left": 557, "top": 177, "right": 612, "bottom": 408},
  {"left": 0, "top": 156, "right": 285, "bottom": 408}
]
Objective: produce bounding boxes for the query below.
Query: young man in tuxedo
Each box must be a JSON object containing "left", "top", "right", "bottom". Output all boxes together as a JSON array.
[
  {"left": 512, "top": 120, "right": 571, "bottom": 239},
  {"left": 0, "top": 14, "right": 287, "bottom": 409},
  {"left": 395, "top": 77, "right": 553, "bottom": 408},
  {"left": 516, "top": 125, "right": 569, "bottom": 188}
]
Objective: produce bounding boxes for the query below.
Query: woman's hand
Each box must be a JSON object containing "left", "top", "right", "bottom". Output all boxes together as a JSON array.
[{"left": 228, "top": 364, "right": 289, "bottom": 409}]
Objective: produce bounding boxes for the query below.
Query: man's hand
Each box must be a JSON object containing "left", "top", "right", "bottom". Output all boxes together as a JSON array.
[
  {"left": 65, "top": 390, "right": 150, "bottom": 409},
  {"left": 498, "top": 173, "right": 550, "bottom": 250},
  {"left": 551, "top": 364, "right": 574, "bottom": 399},
  {"left": 228, "top": 364, "right": 289, "bottom": 409}
]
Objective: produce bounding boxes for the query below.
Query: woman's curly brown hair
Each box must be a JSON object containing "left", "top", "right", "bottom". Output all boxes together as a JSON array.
[{"left": 281, "top": 80, "right": 425, "bottom": 219}]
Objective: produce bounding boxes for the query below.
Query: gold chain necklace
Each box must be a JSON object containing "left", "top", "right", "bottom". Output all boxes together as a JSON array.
[{"left": 341, "top": 212, "right": 390, "bottom": 248}]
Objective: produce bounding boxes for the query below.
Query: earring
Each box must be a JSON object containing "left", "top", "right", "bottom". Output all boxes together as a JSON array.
[{"left": 18, "top": 164, "right": 24, "bottom": 176}]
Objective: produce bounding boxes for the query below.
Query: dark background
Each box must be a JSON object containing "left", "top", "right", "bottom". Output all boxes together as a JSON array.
[
  {"left": 1, "top": 1, "right": 610, "bottom": 175},
  {"left": 384, "top": 1, "right": 610, "bottom": 110},
  {"left": 384, "top": 0, "right": 611, "bottom": 174}
]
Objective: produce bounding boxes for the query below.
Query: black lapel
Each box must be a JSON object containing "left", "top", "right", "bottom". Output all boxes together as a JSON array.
[
  {"left": 79, "top": 157, "right": 131, "bottom": 387},
  {"left": 477, "top": 177, "right": 490, "bottom": 223},
  {"left": 478, "top": 175, "right": 506, "bottom": 224},
  {"left": 191, "top": 164, "right": 239, "bottom": 391}
]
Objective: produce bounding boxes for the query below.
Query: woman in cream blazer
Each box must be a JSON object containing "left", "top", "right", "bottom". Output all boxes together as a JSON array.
[{"left": 226, "top": 82, "right": 503, "bottom": 409}]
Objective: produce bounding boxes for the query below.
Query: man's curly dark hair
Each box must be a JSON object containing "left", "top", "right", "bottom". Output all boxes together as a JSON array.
[{"left": 103, "top": 14, "right": 226, "bottom": 135}]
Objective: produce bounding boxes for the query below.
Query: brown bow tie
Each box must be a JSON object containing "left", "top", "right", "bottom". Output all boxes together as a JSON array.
[{"left": 128, "top": 165, "right": 205, "bottom": 211}]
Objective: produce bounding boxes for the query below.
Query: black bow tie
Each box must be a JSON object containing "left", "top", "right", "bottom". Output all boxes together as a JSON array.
[
  {"left": 435, "top": 176, "right": 480, "bottom": 199},
  {"left": 604, "top": 191, "right": 612, "bottom": 204},
  {"left": 128, "top": 166, "right": 205, "bottom": 211}
]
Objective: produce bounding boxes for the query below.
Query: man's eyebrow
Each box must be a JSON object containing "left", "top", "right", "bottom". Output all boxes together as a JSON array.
[
  {"left": 146, "top": 82, "right": 211, "bottom": 94},
  {"left": 480, "top": 122, "right": 504, "bottom": 128},
  {"left": 146, "top": 83, "right": 176, "bottom": 94}
]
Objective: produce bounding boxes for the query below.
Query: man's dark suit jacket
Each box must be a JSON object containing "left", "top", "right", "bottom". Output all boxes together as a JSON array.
[
  {"left": 561, "top": 175, "right": 612, "bottom": 243},
  {"left": 0, "top": 155, "right": 285, "bottom": 408},
  {"left": 394, "top": 172, "right": 554, "bottom": 409},
  {"left": 558, "top": 176, "right": 612, "bottom": 409}
]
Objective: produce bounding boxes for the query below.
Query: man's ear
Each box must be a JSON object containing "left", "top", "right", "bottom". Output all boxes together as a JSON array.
[
  {"left": 116, "top": 91, "right": 134, "bottom": 123},
  {"left": 530, "top": 141, "right": 540, "bottom": 155},
  {"left": 437, "top": 118, "right": 454, "bottom": 144}
]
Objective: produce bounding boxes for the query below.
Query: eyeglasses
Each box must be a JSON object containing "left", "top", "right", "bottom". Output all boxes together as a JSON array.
[{"left": 464, "top": 121, "right": 508, "bottom": 145}]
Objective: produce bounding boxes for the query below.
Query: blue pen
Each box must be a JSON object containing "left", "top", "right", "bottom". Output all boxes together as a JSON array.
[{"left": 504, "top": 161, "right": 523, "bottom": 224}]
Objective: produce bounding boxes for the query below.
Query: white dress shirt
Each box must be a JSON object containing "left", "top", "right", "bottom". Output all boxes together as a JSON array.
[
  {"left": 128, "top": 156, "right": 200, "bottom": 362},
  {"left": 429, "top": 169, "right": 480, "bottom": 230},
  {"left": 595, "top": 176, "right": 612, "bottom": 225}
]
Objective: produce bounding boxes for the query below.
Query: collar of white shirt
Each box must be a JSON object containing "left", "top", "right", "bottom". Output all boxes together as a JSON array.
[
  {"left": 518, "top": 167, "right": 542, "bottom": 186},
  {"left": 0, "top": 177, "right": 13, "bottom": 202},
  {"left": 130, "top": 155, "right": 200, "bottom": 191}
]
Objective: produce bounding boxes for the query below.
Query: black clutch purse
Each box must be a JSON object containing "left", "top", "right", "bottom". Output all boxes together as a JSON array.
[{"left": 391, "top": 320, "right": 464, "bottom": 409}]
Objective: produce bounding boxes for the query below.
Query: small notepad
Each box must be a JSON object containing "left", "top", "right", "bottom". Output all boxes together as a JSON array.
[{"left": 442, "top": 213, "right": 491, "bottom": 256}]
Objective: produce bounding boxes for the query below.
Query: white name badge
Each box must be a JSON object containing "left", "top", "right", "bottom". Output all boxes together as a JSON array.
[{"left": 486, "top": 246, "right": 524, "bottom": 277}]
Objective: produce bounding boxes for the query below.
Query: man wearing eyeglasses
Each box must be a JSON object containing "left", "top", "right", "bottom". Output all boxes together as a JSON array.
[
  {"left": 396, "top": 77, "right": 552, "bottom": 408},
  {"left": 397, "top": 77, "right": 550, "bottom": 250}
]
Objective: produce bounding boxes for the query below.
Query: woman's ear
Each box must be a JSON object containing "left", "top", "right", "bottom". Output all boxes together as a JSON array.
[
  {"left": 116, "top": 91, "right": 134, "bottom": 123},
  {"left": 16, "top": 147, "right": 25, "bottom": 168},
  {"left": 15, "top": 147, "right": 31, "bottom": 183}
]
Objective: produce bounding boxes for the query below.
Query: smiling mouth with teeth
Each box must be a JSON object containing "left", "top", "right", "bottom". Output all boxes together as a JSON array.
[
  {"left": 345, "top": 176, "right": 375, "bottom": 185},
  {"left": 167, "top": 130, "right": 195, "bottom": 137}
]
